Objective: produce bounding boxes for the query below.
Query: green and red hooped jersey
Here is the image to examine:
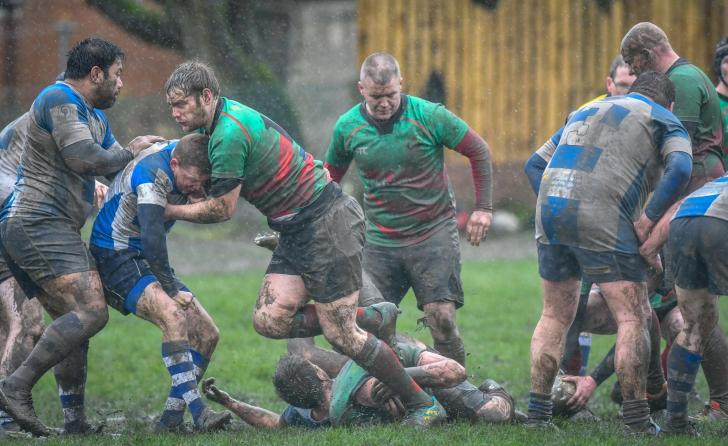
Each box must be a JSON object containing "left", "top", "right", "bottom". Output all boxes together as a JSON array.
[
  {"left": 209, "top": 97, "right": 330, "bottom": 220},
  {"left": 325, "top": 95, "right": 469, "bottom": 247}
]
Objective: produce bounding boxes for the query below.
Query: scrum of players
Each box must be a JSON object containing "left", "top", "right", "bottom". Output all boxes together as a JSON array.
[{"left": 0, "top": 21, "right": 727, "bottom": 438}]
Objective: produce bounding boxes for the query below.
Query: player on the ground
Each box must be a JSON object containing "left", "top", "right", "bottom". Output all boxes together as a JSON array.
[
  {"left": 89, "top": 133, "right": 231, "bottom": 432},
  {"left": 202, "top": 336, "right": 515, "bottom": 428},
  {"left": 660, "top": 170, "right": 728, "bottom": 434},
  {"left": 324, "top": 52, "right": 493, "bottom": 366},
  {"left": 0, "top": 38, "right": 160, "bottom": 436},
  {"left": 523, "top": 72, "right": 692, "bottom": 434},
  {"left": 163, "top": 61, "right": 446, "bottom": 428}
]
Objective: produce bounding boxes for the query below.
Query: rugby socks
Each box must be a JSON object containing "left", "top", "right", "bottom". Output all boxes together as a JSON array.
[
  {"left": 526, "top": 392, "right": 552, "bottom": 424},
  {"left": 190, "top": 350, "right": 210, "bottom": 383},
  {"left": 622, "top": 399, "right": 651, "bottom": 431},
  {"left": 159, "top": 341, "right": 206, "bottom": 428},
  {"left": 290, "top": 304, "right": 392, "bottom": 338},
  {"left": 353, "top": 333, "right": 432, "bottom": 409},
  {"left": 702, "top": 326, "right": 728, "bottom": 409},
  {"left": 53, "top": 342, "right": 89, "bottom": 431},
  {"left": 434, "top": 337, "right": 466, "bottom": 366},
  {"left": 665, "top": 343, "right": 702, "bottom": 429}
]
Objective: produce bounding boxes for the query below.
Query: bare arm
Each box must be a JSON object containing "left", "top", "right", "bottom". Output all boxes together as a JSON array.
[
  {"left": 202, "top": 378, "right": 281, "bottom": 429},
  {"left": 406, "top": 350, "right": 467, "bottom": 388},
  {"left": 165, "top": 183, "right": 241, "bottom": 223}
]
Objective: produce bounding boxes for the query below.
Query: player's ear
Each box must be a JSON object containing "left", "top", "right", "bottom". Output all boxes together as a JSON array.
[
  {"left": 170, "top": 157, "right": 179, "bottom": 169},
  {"left": 357, "top": 81, "right": 365, "bottom": 95}
]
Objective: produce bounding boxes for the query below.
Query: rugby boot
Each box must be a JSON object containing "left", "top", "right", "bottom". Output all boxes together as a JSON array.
[
  {"left": 193, "top": 408, "right": 232, "bottom": 432},
  {"left": 253, "top": 231, "right": 279, "bottom": 252},
  {"left": 523, "top": 418, "right": 560, "bottom": 431},
  {"left": 622, "top": 417, "right": 660, "bottom": 436},
  {"left": 369, "top": 302, "right": 399, "bottom": 347},
  {"left": 0, "top": 379, "right": 51, "bottom": 437},
  {"left": 401, "top": 396, "right": 446, "bottom": 429},
  {"left": 690, "top": 400, "right": 728, "bottom": 422},
  {"left": 661, "top": 419, "right": 699, "bottom": 437},
  {"left": 63, "top": 418, "right": 104, "bottom": 435}
]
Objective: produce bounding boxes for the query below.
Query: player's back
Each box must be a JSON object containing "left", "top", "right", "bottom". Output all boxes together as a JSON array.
[
  {"left": 91, "top": 141, "right": 184, "bottom": 251},
  {"left": 536, "top": 93, "right": 690, "bottom": 252},
  {"left": 0, "top": 113, "right": 30, "bottom": 202},
  {"left": 674, "top": 174, "right": 728, "bottom": 222}
]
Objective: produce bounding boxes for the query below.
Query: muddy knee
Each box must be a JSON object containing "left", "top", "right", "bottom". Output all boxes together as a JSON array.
[{"left": 252, "top": 310, "right": 291, "bottom": 339}]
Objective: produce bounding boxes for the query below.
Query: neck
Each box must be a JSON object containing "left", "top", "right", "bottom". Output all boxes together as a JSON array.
[
  {"left": 205, "top": 97, "right": 221, "bottom": 132},
  {"left": 656, "top": 50, "right": 680, "bottom": 73},
  {"left": 717, "top": 81, "right": 728, "bottom": 96},
  {"left": 63, "top": 78, "right": 95, "bottom": 107}
]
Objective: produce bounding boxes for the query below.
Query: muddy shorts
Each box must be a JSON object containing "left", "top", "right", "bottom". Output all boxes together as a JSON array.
[
  {"left": 537, "top": 242, "right": 646, "bottom": 284},
  {"left": 0, "top": 216, "right": 95, "bottom": 298},
  {"left": 363, "top": 219, "right": 464, "bottom": 310},
  {"left": 669, "top": 217, "right": 728, "bottom": 295},
  {"left": 90, "top": 245, "right": 188, "bottom": 315},
  {"left": 267, "top": 185, "right": 365, "bottom": 303}
]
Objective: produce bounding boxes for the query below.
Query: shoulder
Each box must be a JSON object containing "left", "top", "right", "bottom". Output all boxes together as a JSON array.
[
  {"left": 333, "top": 104, "right": 367, "bottom": 131},
  {"left": 33, "top": 83, "right": 83, "bottom": 111},
  {"left": 132, "top": 142, "right": 175, "bottom": 187}
]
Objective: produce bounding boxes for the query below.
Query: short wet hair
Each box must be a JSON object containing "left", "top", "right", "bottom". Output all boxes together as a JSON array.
[
  {"left": 360, "top": 52, "right": 401, "bottom": 84},
  {"left": 65, "top": 38, "right": 124, "bottom": 80},
  {"left": 165, "top": 61, "right": 220, "bottom": 99},
  {"left": 173, "top": 133, "right": 211, "bottom": 175},
  {"left": 621, "top": 22, "right": 671, "bottom": 55},
  {"left": 608, "top": 55, "right": 628, "bottom": 80},
  {"left": 629, "top": 71, "right": 675, "bottom": 108},
  {"left": 273, "top": 355, "right": 326, "bottom": 409}
]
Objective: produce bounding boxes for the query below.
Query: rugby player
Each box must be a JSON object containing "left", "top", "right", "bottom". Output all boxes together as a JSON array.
[
  {"left": 201, "top": 336, "right": 515, "bottom": 428},
  {"left": 89, "top": 134, "right": 231, "bottom": 432},
  {"left": 714, "top": 37, "right": 728, "bottom": 164},
  {"left": 163, "top": 61, "right": 445, "bottom": 427},
  {"left": 523, "top": 72, "right": 692, "bottom": 434},
  {"left": 0, "top": 38, "right": 161, "bottom": 436},
  {"left": 324, "top": 52, "right": 493, "bottom": 365}
]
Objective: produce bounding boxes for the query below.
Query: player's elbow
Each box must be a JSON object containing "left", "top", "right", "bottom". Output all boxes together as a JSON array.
[{"left": 441, "top": 361, "right": 467, "bottom": 387}]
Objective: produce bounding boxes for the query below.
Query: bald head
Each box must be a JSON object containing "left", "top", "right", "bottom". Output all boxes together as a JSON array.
[
  {"left": 620, "top": 22, "right": 674, "bottom": 75},
  {"left": 360, "top": 52, "right": 401, "bottom": 85}
]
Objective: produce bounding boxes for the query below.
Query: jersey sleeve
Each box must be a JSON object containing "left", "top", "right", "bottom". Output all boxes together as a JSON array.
[
  {"left": 535, "top": 127, "right": 565, "bottom": 162},
  {"left": 131, "top": 162, "right": 173, "bottom": 208},
  {"left": 428, "top": 104, "right": 469, "bottom": 148},
  {"left": 652, "top": 106, "right": 693, "bottom": 160},
  {"left": 33, "top": 87, "right": 95, "bottom": 150},
  {"left": 209, "top": 124, "right": 249, "bottom": 180}
]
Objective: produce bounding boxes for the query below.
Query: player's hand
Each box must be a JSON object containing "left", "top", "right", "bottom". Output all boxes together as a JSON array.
[
  {"left": 370, "top": 379, "right": 396, "bottom": 405},
  {"left": 202, "top": 377, "right": 231, "bottom": 405},
  {"left": 640, "top": 250, "right": 663, "bottom": 275},
  {"left": 633, "top": 213, "right": 655, "bottom": 245},
  {"left": 382, "top": 397, "right": 406, "bottom": 419},
  {"left": 127, "top": 135, "right": 165, "bottom": 156},
  {"left": 466, "top": 210, "right": 492, "bottom": 246},
  {"left": 171, "top": 290, "right": 194, "bottom": 309},
  {"left": 562, "top": 375, "right": 597, "bottom": 411},
  {"left": 94, "top": 181, "right": 108, "bottom": 209}
]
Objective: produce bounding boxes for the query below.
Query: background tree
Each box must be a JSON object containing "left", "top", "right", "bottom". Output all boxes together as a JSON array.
[{"left": 88, "top": 0, "right": 302, "bottom": 141}]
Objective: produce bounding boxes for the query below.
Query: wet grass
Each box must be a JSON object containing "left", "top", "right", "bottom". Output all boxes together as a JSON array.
[{"left": 7, "top": 258, "right": 728, "bottom": 444}]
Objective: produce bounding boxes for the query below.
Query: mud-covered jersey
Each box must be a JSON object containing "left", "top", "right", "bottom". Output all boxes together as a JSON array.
[
  {"left": 208, "top": 97, "right": 329, "bottom": 220},
  {"left": 326, "top": 95, "right": 469, "bottom": 247},
  {"left": 1, "top": 81, "right": 120, "bottom": 229},
  {"left": 279, "top": 405, "right": 330, "bottom": 428},
  {"left": 90, "top": 141, "right": 186, "bottom": 251},
  {"left": 535, "top": 93, "right": 691, "bottom": 253},
  {"left": 329, "top": 341, "right": 424, "bottom": 426},
  {"left": 718, "top": 91, "right": 728, "bottom": 162},
  {"left": 667, "top": 59, "right": 724, "bottom": 160},
  {"left": 0, "top": 113, "right": 29, "bottom": 202},
  {"left": 672, "top": 173, "right": 728, "bottom": 222}
]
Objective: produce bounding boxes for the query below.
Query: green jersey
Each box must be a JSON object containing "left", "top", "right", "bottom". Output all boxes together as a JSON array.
[
  {"left": 325, "top": 95, "right": 469, "bottom": 247},
  {"left": 666, "top": 59, "right": 724, "bottom": 160},
  {"left": 209, "top": 97, "right": 329, "bottom": 219},
  {"left": 329, "top": 341, "right": 424, "bottom": 426},
  {"left": 718, "top": 91, "right": 728, "bottom": 163}
]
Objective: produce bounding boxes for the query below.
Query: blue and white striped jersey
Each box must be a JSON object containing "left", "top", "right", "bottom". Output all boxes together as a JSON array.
[{"left": 673, "top": 175, "right": 728, "bottom": 221}]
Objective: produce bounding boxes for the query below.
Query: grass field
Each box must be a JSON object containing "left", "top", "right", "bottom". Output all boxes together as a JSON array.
[{"left": 8, "top": 258, "right": 728, "bottom": 445}]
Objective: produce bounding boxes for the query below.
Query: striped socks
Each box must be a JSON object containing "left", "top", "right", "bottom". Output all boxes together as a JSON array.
[
  {"left": 527, "top": 392, "right": 552, "bottom": 424},
  {"left": 666, "top": 343, "right": 702, "bottom": 429},
  {"left": 158, "top": 341, "right": 207, "bottom": 428}
]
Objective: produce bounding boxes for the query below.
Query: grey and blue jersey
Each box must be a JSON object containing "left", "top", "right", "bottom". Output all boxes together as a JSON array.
[
  {"left": 0, "top": 113, "right": 29, "bottom": 203},
  {"left": 1, "top": 81, "right": 120, "bottom": 228},
  {"left": 91, "top": 141, "right": 185, "bottom": 251},
  {"left": 673, "top": 175, "right": 728, "bottom": 221},
  {"left": 279, "top": 405, "right": 330, "bottom": 428},
  {"left": 535, "top": 93, "right": 692, "bottom": 253}
]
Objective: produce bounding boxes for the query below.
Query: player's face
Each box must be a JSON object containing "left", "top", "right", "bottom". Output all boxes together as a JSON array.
[
  {"left": 95, "top": 60, "right": 123, "bottom": 110},
  {"left": 358, "top": 76, "right": 402, "bottom": 121},
  {"left": 721, "top": 56, "right": 728, "bottom": 85},
  {"left": 167, "top": 89, "right": 209, "bottom": 132},
  {"left": 172, "top": 163, "right": 209, "bottom": 197},
  {"left": 607, "top": 65, "right": 636, "bottom": 96},
  {"left": 621, "top": 48, "right": 652, "bottom": 76}
]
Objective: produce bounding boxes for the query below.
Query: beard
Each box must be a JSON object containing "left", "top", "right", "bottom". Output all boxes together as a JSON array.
[{"left": 94, "top": 78, "right": 118, "bottom": 109}]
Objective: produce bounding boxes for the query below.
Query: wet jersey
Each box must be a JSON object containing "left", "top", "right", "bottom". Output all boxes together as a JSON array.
[
  {"left": 667, "top": 59, "right": 724, "bottom": 160},
  {"left": 90, "top": 141, "right": 185, "bottom": 251},
  {"left": 1, "top": 81, "right": 120, "bottom": 229},
  {"left": 718, "top": 91, "right": 728, "bottom": 162},
  {"left": 208, "top": 97, "right": 329, "bottom": 220},
  {"left": 673, "top": 174, "right": 728, "bottom": 222},
  {"left": 535, "top": 93, "right": 691, "bottom": 253},
  {"left": 0, "top": 113, "right": 29, "bottom": 202},
  {"left": 329, "top": 341, "right": 424, "bottom": 426},
  {"left": 279, "top": 405, "right": 330, "bottom": 428},
  {"left": 325, "top": 95, "right": 469, "bottom": 247}
]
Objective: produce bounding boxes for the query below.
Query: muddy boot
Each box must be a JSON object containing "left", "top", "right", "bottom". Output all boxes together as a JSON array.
[
  {"left": 193, "top": 408, "right": 231, "bottom": 432},
  {"left": 63, "top": 419, "right": 104, "bottom": 435},
  {"left": 401, "top": 396, "right": 446, "bottom": 429},
  {"left": 253, "top": 232, "right": 279, "bottom": 252},
  {"left": 478, "top": 379, "right": 515, "bottom": 422},
  {"left": 623, "top": 417, "right": 661, "bottom": 436},
  {"left": 0, "top": 380, "right": 51, "bottom": 437}
]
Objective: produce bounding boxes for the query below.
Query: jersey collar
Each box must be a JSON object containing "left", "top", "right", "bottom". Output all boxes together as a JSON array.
[{"left": 359, "top": 95, "right": 409, "bottom": 135}]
